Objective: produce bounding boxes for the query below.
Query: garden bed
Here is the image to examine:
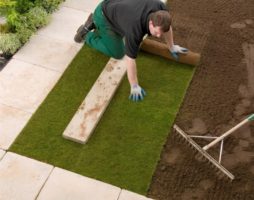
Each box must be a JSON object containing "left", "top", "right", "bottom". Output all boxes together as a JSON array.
[{"left": 148, "top": 0, "right": 254, "bottom": 199}]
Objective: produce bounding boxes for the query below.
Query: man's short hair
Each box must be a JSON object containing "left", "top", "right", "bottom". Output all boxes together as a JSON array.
[{"left": 149, "top": 10, "right": 171, "bottom": 32}]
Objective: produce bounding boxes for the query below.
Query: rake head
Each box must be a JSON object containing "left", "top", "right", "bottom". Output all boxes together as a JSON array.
[{"left": 173, "top": 124, "right": 234, "bottom": 180}]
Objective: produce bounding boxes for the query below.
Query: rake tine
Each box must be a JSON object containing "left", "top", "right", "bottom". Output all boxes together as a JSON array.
[{"left": 218, "top": 140, "right": 224, "bottom": 164}]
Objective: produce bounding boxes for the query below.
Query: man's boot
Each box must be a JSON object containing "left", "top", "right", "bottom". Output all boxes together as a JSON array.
[{"left": 74, "top": 13, "right": 95, "bottom": 43}]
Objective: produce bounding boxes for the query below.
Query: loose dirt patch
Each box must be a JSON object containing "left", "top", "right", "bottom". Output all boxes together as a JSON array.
[{"left": 148, "top": 0, "right": 254, "bottom": 199}]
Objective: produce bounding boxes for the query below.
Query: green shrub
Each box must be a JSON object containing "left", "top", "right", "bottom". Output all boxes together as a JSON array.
[
  {"left": 0, "top": 0, "right": 16, "bottom": 16},
  {"left": 0, "top": 24, "right": 10, "bottom": 33},
  {"left": 35, "top": 0, "right": 63, "bottom": 13},
  {"left": 7, "top": 13, "right": 33, "bottom": 32},
  {"left": 0, "top": 33, "right": 21, "bottom": 55},
  {"left": 8, "top": 6, "right": 49, "bottom": 35},
  {"left": 15, "top": 0, "right": 35, "bottom": 14},
  {"left": 6, "top": 10, "right": 20, "bottom": 31},
  {"left": 26, "top": 6, "right": 49, "bottom": 28},
  {"left": 2, "top": 0, "right": 62, "bottom": 55},
  {"left": 16, "top": 26, "right": 33, "bottom": 44}
]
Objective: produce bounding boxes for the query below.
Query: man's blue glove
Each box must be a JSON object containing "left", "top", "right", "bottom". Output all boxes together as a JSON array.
[
  {"left": 169, "top": 45, "right": 188, "bottom": 60},
  {"left": 129, "top": 84, "right": 146, "bottom": 102}
]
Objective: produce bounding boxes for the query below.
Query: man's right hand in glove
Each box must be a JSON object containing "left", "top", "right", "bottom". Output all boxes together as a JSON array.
[{"left": 129, "top": 84, "right": 146, "bottom": 102}]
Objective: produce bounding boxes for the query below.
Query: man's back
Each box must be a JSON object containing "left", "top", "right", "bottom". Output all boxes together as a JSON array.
[
  {"left": 103, "top": 0, "right": 166, "bottom": 35},
  {"left": 102, "top": 0, "right": 167, "bottom": 58}
]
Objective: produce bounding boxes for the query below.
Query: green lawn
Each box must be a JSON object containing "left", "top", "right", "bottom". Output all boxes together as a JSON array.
[{"left": 10, "top": 46, "right": 194, "bottom": 194}]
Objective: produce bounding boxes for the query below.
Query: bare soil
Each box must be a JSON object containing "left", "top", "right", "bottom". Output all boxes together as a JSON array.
[{"left": 148, "top": 0, "right": 254, "bottom": 199}]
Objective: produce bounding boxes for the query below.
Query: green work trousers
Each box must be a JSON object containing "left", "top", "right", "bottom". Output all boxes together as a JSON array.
[{"left": 85, "top": 2, "right": 125, "bottom": 59}]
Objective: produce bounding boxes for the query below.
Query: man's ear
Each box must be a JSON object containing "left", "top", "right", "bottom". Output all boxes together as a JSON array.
[{"left": 149, "top": 20, "right": 153, "bottom": 27}]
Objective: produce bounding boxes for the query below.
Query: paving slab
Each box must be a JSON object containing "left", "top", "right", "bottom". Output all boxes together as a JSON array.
[
  {"left": 37, "top": 167, "right": 121, "bottom": 200},
  {"left": 63, "top": 58, "right": 126, "bottom": 143},
  {"left": 0, "top": 149, "right": 5, "bottom": 160},
  {"left": 38, "top": 6, "right": 89, "bottom": 44},
  {"left": 14, "top": 34, "right": 80, "bottom": 73},
  {"left": 0, "top": 152, "right": 53, "bottom": 200},
  {"left": 63, "top": 0, "right": 102, "bottom": 12},
  {"left": 118, "top": 190, "right": 154, "bottom": 200},
  {"left": 0, "top": 103, "right": 32, "bottom": 150},
  {"left": 0, "top": 59, "right": 61, "bottom": 113}
]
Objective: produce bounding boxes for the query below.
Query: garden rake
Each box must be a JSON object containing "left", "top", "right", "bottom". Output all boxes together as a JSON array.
[{"left": 173, "top": 113, "right": 254, "bottom": 180}]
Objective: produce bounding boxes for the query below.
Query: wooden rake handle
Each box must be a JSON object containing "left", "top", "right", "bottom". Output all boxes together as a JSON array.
[{"left": 203, "top": 114, "right": 254, "bottom": 151}]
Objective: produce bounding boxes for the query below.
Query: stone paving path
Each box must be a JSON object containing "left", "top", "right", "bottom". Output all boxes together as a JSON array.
[{"left": 0, "top": 0, "right": 154, "bottom": 199}]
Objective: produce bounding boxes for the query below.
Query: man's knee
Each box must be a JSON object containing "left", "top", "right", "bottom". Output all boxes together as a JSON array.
[{"left": 110, "top": 50, "right": 125, "bottom": 59}]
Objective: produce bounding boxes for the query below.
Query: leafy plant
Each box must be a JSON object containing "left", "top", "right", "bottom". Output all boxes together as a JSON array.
[
  {"left": 35, "top": 0, "right": 63, "bottom": 13},
  {"left": 15, "top": 0, "right": 35, "bottom": 14},
  {"left": 0, "top": 0, "right": 16, "bottom": 16},
  {"left": 7, "top": 6, "right": 49, "bottom": 44},
  {"left": 26, "top": 6, "right": 49, "bottom": 28},
  {"left": 16, "top": 25, "right": 33, "bottom": 44},
  {"left": 0, "top": 23, "right": 9, "bottom": 33},
  {"left": 2, "top": 0, "right": 63, "bottom": 55},
  {"left": 0, "top": 33, "right": 21, "bottom": 55},
  {"left": 6, "top": 10, "right": 19, "bottom": 31}
]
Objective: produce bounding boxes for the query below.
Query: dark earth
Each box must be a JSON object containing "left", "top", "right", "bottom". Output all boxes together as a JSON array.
[
  {"left": 0, "top": 56, "right": 8, "bottom": 71},
  {"left": 0, "top": 54, "right": 11, "bottom": 71},
  {"left": 148, "top": 0, "right": 254, "bottom": 199}
]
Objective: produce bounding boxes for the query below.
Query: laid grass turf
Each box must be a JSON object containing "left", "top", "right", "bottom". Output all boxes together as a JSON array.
[{"left": 10, "top": 45, "right": 194, "bottom": 194}]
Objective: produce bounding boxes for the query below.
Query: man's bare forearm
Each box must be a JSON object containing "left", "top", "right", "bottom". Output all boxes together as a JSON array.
[
  {"left": 125, "top": 55, "right": 138, "bottom": 86},
  {"left": 163, "top": 26, "right": 174, "bottom": 49}
]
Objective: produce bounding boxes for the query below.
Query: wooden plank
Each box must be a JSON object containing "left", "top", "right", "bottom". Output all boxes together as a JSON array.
[{"left": 63, "top": 58, "right": 126, "bottom": 144}]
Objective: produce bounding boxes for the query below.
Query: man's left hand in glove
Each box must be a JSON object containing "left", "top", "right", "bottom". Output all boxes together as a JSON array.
[{"left": 169, "top": 44, "right": 188, "bottom": 60}]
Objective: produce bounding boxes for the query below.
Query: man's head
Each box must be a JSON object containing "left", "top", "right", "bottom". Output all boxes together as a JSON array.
[{"left": 148, "top": 10, "right": 171, "bottom": 38}]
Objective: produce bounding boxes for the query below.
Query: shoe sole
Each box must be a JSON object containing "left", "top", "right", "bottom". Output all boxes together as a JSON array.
[{"left": 74, "top": 25, "right": 86, "bottom": 43}]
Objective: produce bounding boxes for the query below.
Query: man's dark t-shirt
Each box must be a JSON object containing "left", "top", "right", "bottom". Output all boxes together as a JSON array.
[{"left": 102, "top": 0, "right": 167, "bottom": 58}]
